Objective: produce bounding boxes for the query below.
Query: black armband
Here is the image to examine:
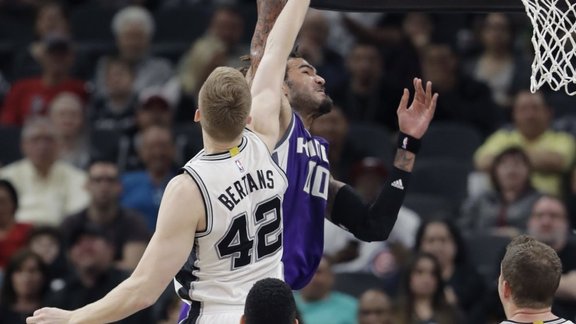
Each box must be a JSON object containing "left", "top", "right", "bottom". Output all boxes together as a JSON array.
[
  {"left": 331, "top": 167, "right": 411, "bottom": 242},
  {"left": 397, "top": 132, "right": 421, "bottom": 154}
]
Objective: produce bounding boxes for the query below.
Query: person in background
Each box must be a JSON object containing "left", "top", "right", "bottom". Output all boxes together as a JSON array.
[
  {"left": 295, "top": 256, "right": 358, "bottom": 324},
  {"left": 526, "top": 195, "right": 576, "bottom": 320},
  {"left": 357, "top": 289, "right": 393, "bottom": 324},
  {"left": 45, "top": 225, "right": 154, "bottom": 323},
  {"left": 242, "top": 278, "right": 299, "bottom": 324},
  {"left": 0, "top": 117, "right": 89, "bottom": 226},
  {"left": 11, "top": 1, "right": 71, "bottom": 80},
  {"left": 1, "top": 34, "right": 87, "bottom": 126},
  {"left": 61, "top": 160, "right": 150, "bottom": 272},
  {"left": 415, "top": 219, "right": 485, "bottom": 315},
  {"left": 27, "top": 226, "right": 67, "bottom": 286},
  {"left": 121, "top": 126, "right": 176, "bottom": 231},
  {"left": 394, "top": 252, "right": 461, "bottom": 324},
  {"left": 93, "top": 6, "right": 173, "bottom": 96},
  {"left": 0, "top": 250, "right": 50, "bottom": 324},
  {"left": 48, "top": 92, "right": 90, "bottom": 169},
  {"left": 475, "top": 90, "right": 576, "bottom": 196},
  {"left": 90, "top": 57, "right": 138, "bottom": 134},
  {"left": 0, "top": 180, "right": 33, "bottom": 271},
  {"left": 461, "top": 147, "right": 541, "bottom": 237}
]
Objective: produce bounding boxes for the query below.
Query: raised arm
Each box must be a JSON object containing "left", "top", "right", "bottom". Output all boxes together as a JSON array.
[
  {"left": 248, "top": 0, "right": 287, "bottom": 78},
  {"left": 248, "top": 0, "right": 310, "bottom": 152},
  {"left": 326, "top": 78, "right": 438, "bottom": 242},
  {"left": 27, "top": 174, "right": 202, "bottom": 324}
]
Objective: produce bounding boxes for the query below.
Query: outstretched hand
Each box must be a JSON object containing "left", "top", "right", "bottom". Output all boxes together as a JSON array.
[
  {"left": 27, "top": 308, "right": 72, "bottom": 324},
  {"left": 397, "top": 78, "right": 438, "bottom": 139}
]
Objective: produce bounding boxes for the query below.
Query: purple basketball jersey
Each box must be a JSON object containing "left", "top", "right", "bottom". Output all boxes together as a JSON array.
[{"left": 273, "top": 113, "right": 330, "bottom": 289}]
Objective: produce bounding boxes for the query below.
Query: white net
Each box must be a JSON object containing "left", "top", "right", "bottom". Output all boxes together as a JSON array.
[{"left": 522, "top": 0, "right": 576, "bottom": 95}]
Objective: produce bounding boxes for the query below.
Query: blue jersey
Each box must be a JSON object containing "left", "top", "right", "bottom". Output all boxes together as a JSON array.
[{"left": 273, "top": 113, "right": 330, "bottom": 289}]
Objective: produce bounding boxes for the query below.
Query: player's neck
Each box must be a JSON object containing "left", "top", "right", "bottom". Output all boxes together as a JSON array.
[
  {"left": 203, "top": 133, "right": 243, "bottom": 154},
  {"left": 507, "top": 306, "right": 556, "bottom": 323},
  {"left": 294, "top": 110, "right": 316, "bottom": 131}
]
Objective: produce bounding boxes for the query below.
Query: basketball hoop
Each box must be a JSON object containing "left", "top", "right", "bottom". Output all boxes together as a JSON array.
[{"left": 522, "top": 0, "right": 576, "bottom": 95}]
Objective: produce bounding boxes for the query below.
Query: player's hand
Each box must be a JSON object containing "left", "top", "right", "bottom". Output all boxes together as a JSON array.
[
  {"left": 26, "top": 307, "right": 73, "bottom": 324},
  {"left": 397, "top": 78, "right": 438, "bottom": 139}
]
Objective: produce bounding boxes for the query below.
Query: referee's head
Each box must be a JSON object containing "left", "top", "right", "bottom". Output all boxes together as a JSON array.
[
  {"left": 498, "top": 235, "right": 562, "bottom": 312},
  {"left": 241, "top": 278, "right": 298, "bottom": 324}
]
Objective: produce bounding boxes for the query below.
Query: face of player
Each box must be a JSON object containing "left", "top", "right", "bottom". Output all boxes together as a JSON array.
[
  {"left": 285, "top": 58, "right": 332, "bottom": 117},
  {"left": 358, "top": 291, "right": 393, "bottom": 324},
  {"left": 419, "top": 222, "right": 457, "bottom": 269},
  {"left": 410, "top": 256, "right": 438, "bottom": 298},
  {"left": 527, "top": 197, "right": 569, "bottom": 249}
]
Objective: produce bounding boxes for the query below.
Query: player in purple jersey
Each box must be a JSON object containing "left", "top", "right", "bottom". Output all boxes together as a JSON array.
[{"left": 246, "top": 0, "right": 438, "bottom": 290}]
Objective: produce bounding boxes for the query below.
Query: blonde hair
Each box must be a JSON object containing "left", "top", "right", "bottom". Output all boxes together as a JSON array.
[{"left": 198, "top": 67, "right": 251, "bottom": 142}]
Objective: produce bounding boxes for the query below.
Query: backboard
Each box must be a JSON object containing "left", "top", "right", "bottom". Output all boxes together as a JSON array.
[{"left": 310, "top": 0, "right": 525, "bottom": 12}]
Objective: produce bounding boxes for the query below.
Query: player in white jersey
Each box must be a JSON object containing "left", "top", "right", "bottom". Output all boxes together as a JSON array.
[
  {"left": 26, "top": 0, "right": 309, "bottom": 323},
  {"left": 498, "top": 235, "right": 575, "bottom": 324}
]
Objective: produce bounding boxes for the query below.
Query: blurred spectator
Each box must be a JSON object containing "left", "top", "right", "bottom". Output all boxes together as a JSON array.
[
  {"left": 357, "top": 289, "right": 393, "bottom": 324},
  {"left": 463, "top": 13, "right": 530, "bottom": 111},
  {"left": 526, "top": 195, "right": 576, "bottom": 320},
  {"left": 61, "top": 160, "right": 150, "bottom": 272},
  {"left": 421, "top": 42, "right": 500, "bottom": 137},
  {"left": 331, "top": 42, "right": 402, "bottom": 132},
  {"left": 297, "top": 9, "right": 347, "bottom": 94},
  {"left": 121, "top": 126, "right": 176, "bottom": 230},
  {"left": 0, "top": 180, "right": 33, "bottom": 270},
  {"left": 178, "top": 35, "right": 227, "bottom": 99},
  {"left": 402, "top": 13, "right": 434, "bottom": 54},
  {"left": 294, "top": 256, "right": 358, "bottom": 324},
  {"left": 0, "top": 71, "right": 9, "bottom": 105},
  {"left": 415, "top": 219, "right": 485, "bottom": 315},
  {"left": 45, "top": 224, "right": 154, "bottom": 323},
  {"left": 117, "top": 87, "right": 175, "bottom": 171},
  {"left": 27, "top": 226, "right": 67, "bottom": 286},
  {"left": 461, "top": 147, "right": 542, "bottom": 236},
  {"left": 48, "top": 92, "right": 90, "bottom": 169},
  {"left": 0, "top": 117, "right": 89, "bottom": 226},
  {"left": 1, "top": 34, "right": 87, "bottom": 126},
  {"left": 394, "top": 253, "right": 461, "bottom": 324},
  {"left": 310, "top": 106, "right": 351, "bottom": 181},
  {"left": 474, "top": 90, "right": 576, "bottom": 196},
  {"left": 90, "top": 57, "right": 138, "bottom": 134},
  {"left": 0, "top": 250, "right": 50, "bottom": 324},
  {"left": 322, "top": 11, "right": 385, "bottom": 57},
  {"left": 12, "top": 1, "right": 71, "bottom": 80},
  {"left": 94, "top": 6, "right": 173, "bottom": 96}
]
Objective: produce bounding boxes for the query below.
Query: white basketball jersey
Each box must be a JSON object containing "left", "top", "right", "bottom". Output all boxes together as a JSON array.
[{"left": 175, "top": 129, "right": 288, "bottom": 313}]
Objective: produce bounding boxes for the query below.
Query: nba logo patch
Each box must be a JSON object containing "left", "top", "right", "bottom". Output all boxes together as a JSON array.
[{"left": 235, "top": 159, "right": 245, "bottom": 173}]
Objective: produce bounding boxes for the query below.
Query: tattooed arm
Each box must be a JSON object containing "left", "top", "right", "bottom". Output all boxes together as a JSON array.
[{"left": 325, "top": 79, "right": 437, "bottom": 242}]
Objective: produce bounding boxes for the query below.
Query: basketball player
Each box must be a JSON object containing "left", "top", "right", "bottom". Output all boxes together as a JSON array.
[
  {"left": 25, "top": 0, "right": 309, "bottom": 323},
  {"left": 241, "top": 278, "right": 299, "bottom": 324},
  {"left": 498, "top": 235, "right": 575, "bottom": 324},
  {"left": 247, "top": 0, "right": 438, "bottom": 289}
]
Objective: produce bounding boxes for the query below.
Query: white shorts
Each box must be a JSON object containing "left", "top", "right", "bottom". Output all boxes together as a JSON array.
[{"left": 190, "top": 312, "right": 242, "bottom": 324}]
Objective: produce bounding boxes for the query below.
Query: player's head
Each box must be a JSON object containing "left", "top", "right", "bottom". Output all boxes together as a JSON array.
[
  {"left": 241, "top": 278, "right": 298, "bottom": 324},
  {"left": 498, "top": 235, "right": 562, "bottom": 311},
  {"left": 196, "top": 66, "right": 252, "bottom": 142},
  {"left": 284, "top": 54, "right": 332, "bottom": 118}
]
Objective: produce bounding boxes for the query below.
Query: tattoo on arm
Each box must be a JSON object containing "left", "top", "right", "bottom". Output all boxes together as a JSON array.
[
  {"left": 394, "top": 149, "right": 416, "bottom": 172},
  {"left": 250, "top": 0, "right": 287, "bottom": 74}
]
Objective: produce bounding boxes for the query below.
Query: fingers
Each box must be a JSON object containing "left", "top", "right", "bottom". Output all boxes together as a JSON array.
[
  {"left": 413, "top": 78, "right": 425, "bottom": 103},
  {"left": 426, "top": 81, "right": 433, "bottom": 103},
  {"left": 397, "top": 88, "right": 410, "bottom": 113},
  {"left": 428, "top": 93, "right": 439, "bottom": 116}
]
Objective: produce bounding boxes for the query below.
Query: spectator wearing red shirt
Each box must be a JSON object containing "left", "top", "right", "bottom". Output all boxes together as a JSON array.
[
  {"left": 0, "top": 179, "right": 32, "bottom": 270},
  {"left": 1, "top": 34, "right": 87, "bottom": 126}
]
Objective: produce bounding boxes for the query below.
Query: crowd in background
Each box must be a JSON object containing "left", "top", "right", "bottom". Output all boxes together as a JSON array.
[{"left": 0, "top": 0, "right": 575, "bottom": 323}]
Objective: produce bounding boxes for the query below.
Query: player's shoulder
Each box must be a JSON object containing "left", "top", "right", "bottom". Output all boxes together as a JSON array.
[{"left": 166, "top": 173, "right": 200, "bottom": 196}]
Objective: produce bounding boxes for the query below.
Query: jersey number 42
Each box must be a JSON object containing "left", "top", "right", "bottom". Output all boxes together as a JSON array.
[{"left": 216, "top": 196, "right": 282, "bottom": 270}]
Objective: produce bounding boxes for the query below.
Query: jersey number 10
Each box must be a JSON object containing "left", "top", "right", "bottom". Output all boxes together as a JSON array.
[{"left": 216, "top": 196, "right": 282, "bottom": 270}]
